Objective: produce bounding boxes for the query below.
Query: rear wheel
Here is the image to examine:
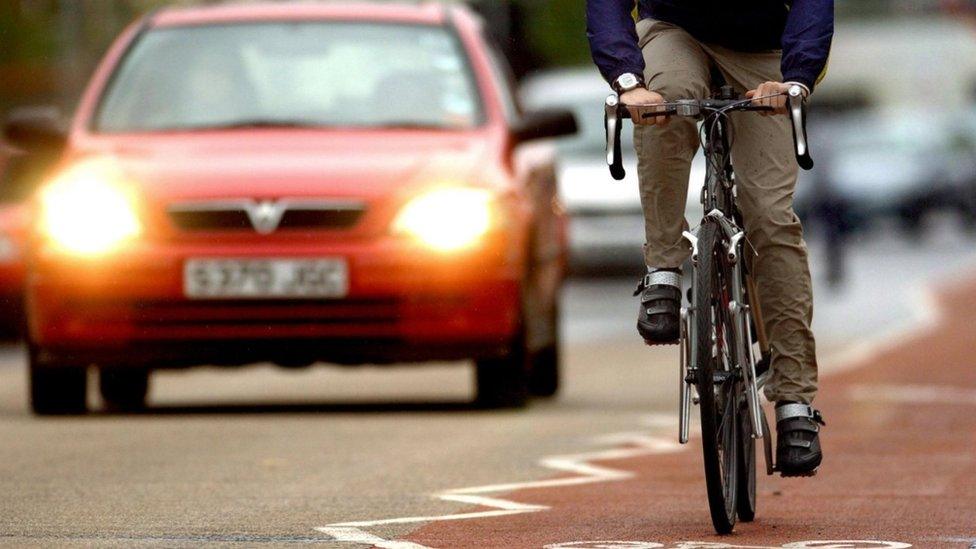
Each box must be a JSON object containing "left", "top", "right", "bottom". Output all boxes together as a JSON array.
[
  {"left": 736, "top": 397, "right": 758, "bottom": 522},
  {"left": 29, "top": 346, "right": 88, "bottom": 416},
  {"left": 694, "top": 222, "right": 739, "bottom": 534},
  {"left": 99, "top": 368, "right": 150, "bottom": 412}
]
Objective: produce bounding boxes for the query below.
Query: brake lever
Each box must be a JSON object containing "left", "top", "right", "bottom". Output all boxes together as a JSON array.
[
  {"left": 605, "top": 93, "right": 626, "bottom": 180},
  {"left": 788, "top": 85, "right": 814, "bottom": 171}
]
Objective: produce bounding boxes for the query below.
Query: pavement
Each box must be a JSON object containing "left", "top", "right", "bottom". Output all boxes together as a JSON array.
[
  {"left": 403, "top": 265, "right": 976, "bottom": 549},
  {"left": 0, "top": 226, "right": 975, "bottom": 548}
]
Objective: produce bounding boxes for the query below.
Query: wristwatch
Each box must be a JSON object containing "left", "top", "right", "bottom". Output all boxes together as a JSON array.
[{"left": 612, "top": 72, "right": 645, "bottom": 94}]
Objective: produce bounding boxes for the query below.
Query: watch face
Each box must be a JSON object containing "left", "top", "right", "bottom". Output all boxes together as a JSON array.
[{"left": 618, "top": 73, "right": 638, "bottom": 89}]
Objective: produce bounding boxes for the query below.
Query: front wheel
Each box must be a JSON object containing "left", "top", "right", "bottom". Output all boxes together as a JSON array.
[
  {"left": 694, "top": 221, "right": 740, "bottom": 534},
  {"left": 529, "top": 303, "right": 561, "bottom": 398},
  {"left": 99, "top": 368, "right": 150, "bottom": 412},
  {"left": 475, "top": 328, "right": 530, "bottom": 409},
  {"left": 29, "top": 346, "right": 88, "bottom": 416}
]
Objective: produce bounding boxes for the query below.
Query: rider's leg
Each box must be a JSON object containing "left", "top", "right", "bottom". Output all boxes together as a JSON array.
[
  {"left": 633, "top": 18, "right": 710, "bottom": 343},
  {"left": 705, "top": 44, "right": 823, "bottom": 474},
  {"left": 703, "top": 44, "right": 819, "bottom": 406}
]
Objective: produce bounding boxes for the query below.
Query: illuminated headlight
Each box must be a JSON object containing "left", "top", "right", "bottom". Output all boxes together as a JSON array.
[
  {"left": 393, "top": 188, "right": 494, "bottom": 252},
  {"left": 39, "top": 159, "right": 141, "bottom": 256}
]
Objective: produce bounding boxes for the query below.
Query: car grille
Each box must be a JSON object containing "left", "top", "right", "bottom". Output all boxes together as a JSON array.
[
  {"left": 168, "top": 200, "right": 365, "bottom": 233},
  {"left": 127, "top": 298, "right": 400, "bottom": 328}
]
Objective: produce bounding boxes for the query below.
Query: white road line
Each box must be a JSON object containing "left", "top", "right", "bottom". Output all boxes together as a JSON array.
[
  {"left": 314, "top": 418, "right": 684, "bottom": 547},
  {"left": 313, "top": 527, "right": 430, "bottom": 549}
]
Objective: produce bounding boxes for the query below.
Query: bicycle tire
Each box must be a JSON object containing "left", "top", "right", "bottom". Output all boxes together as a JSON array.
[{"left": 694, "top": 221, "right": 739, "bottom": 534}]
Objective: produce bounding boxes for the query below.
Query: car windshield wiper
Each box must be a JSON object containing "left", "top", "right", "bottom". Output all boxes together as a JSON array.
[
  {"left": 365, "top": 121, "right": 452, "bottom": 130},
  {"left": 181, "top": 119, "right": 333, "bottom": 131},
  {"left": 168, "top": 120, "right": 454, "bottom": 132}
]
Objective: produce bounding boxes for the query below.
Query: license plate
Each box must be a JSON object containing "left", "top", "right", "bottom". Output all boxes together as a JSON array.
[{"left": 184, "top": 258, "right": 349, "bottom": 299}]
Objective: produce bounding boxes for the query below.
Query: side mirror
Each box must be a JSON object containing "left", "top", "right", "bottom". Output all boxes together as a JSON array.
[
  {"left": 513, "top": 108, "right": 577, "bottom": 144},
  {"left": 3, "top": 106, "right": 67, "bottom": 154}
]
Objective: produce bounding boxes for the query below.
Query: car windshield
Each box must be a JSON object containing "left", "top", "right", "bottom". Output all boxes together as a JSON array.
[{"left": 94, "top": 22, "right": 484, "bottom": 132}]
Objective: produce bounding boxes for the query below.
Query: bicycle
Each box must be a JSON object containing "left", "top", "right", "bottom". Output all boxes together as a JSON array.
[{"left": 603, "top": 82, "right": 814, "bottom": 534}]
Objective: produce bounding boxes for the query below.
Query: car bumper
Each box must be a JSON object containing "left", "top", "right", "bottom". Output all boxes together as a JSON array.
[{"left": 27, "top": 238, "right": 524, "bottom": 367}]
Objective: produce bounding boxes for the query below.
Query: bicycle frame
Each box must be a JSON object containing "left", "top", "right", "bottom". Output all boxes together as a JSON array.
[{"left": 677, "top": 110, "right": 766, "bottom": 444}]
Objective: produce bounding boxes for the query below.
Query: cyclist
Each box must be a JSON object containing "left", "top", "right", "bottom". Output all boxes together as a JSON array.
[{"left": 586, "top": 0, "right": 833, "bottom": 476}]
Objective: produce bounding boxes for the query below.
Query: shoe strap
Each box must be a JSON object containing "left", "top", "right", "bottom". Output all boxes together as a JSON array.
[
  {"left": 776, "top": 403, "right": 814, "bottom": 422},
  {"left": 634, "top": 270, "right": 681, "bottom": 296},
  {"left": 776, "top": 403, "right": 827, "bottom": 427}
]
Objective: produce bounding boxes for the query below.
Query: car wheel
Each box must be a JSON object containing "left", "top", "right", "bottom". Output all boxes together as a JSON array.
[
  {"left": 529, "top": 305, "right": 561, "bottom": 398},
  {"left": 528, "top": 344, "right": 559, "bottom": 397},
  {"left": 29, "top": 346, "right": 88, "bottom": 416},
  {"left": 99, "top": 368, "right": 150, "bottom": 412},
  {"left": 475, "top": 329, "right": 530, "bottom": 409}
]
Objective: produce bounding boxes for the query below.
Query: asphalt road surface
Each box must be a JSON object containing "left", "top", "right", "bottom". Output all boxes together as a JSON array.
[{"left": 1, "top": 225, "right": 975, "bottom": 548}]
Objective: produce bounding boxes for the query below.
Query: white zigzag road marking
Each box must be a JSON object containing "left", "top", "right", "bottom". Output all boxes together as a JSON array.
[{"left": 315, "top": 414, "right": 685, "bottom": 548}]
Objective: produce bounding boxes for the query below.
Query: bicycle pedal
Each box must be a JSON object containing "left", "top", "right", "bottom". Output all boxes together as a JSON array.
[
  {"left": 643, "top": 339, "right": 679, "bottom": 347},
  {"left": 779, "top": 469, "right": 818, "bottom": 478}
]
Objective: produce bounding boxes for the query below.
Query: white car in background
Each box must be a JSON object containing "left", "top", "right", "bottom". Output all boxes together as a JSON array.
[{"left": 521, "top": 68, "right": 704, "bottom": 272}]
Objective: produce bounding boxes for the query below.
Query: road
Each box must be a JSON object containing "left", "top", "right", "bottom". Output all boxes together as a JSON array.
[{"left": 1, "top": 225, "right": 975, "bottom": 548}]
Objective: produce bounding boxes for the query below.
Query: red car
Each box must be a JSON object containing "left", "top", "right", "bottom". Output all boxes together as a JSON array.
[
  {"left": 8, "top": 2, "right": 575, "bottom": 414},
  {"left": 0, "top": 204, "right": 27, "bottom": 331},
  {"left": 0, "top": 148, "right": 29, "bottom": 333}
]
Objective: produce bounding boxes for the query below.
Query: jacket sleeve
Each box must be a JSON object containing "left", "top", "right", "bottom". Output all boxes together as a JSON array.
[
  {"left": 781, "top": 0, "right": 834, "bottom": 92},
  {"left": 586, "top": 0, "right": 643, "bottom": 86}
]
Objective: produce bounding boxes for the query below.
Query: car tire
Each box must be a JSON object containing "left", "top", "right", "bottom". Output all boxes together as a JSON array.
[
  {"left": 99, "top": 368, "right": 150, "bottom": 412},
  {"left": 475, "top": 329, "right": 530, "bottom": 409},
  {"left": 29, "top": 347, "right": 88, "bottom": 416},
  {"left": 529, "top": 305, "right": 561, "bottom": 398},
  {"left": 528, "top": 344, "right": 559, "bottom": 397}
]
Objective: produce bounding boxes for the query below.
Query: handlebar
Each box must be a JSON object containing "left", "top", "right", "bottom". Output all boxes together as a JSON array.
[{"left": 604, "top": 84, "right": 813, "bottom": 180}]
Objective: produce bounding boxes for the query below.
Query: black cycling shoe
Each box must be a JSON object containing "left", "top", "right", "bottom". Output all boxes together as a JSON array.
[
  {"left": 634, "top": 269, "right": 681, "bottom": 345},
  {"left": 775, "top": 401, "right": 825, "bottom": 477}
]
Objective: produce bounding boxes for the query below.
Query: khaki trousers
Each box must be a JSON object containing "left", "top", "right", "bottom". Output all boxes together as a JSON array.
[{"left": 633, "top": 19, "right": 818, "bottom": 404}]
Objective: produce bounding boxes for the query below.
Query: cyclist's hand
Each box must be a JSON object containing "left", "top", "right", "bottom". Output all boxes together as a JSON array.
[
  {"left": 621, "top": 88, "right": 669, "bottom": 126},
  {"left": 745, "top": 81, "right": 796, "bottom": 115}
]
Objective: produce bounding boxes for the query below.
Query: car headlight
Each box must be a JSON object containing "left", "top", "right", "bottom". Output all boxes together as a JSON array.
[
  {"left": 39, "top": 159, "right": 141, "bottom": 256},
  {"left": 393, "top": 187, "right": 494, "bottom": 252}
]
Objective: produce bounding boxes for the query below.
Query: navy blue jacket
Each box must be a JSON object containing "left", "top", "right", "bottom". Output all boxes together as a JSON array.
[{"left": 586, "top": 0, "right": 833, "bottom": 91}]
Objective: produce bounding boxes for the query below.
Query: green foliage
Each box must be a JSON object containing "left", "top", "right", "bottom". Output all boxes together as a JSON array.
[
  {"left": 0, "top": 3, "right": 57, "bottom": 63},
  {"left": 518, "top": 0, "right": 592, "bottom": 68}
]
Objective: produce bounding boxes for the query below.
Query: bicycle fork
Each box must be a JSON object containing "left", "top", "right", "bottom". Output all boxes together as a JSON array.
[{"left": 677, "top": 217, "right": 766, "bottom": 445}]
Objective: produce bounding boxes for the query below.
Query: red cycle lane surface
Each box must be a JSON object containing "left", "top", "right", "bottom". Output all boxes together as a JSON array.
[{"left": 403, "top": 277, "right": 976, "bottom": 548}]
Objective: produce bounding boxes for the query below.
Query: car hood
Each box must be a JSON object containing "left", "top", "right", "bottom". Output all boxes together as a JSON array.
[{"left": 71, "top": 131, "right": 494, "bottom": 203}]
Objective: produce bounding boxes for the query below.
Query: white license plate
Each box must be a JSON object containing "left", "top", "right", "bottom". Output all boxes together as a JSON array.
[{"left": 184, "top": 258, "right": 349, "bottom": 299}]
